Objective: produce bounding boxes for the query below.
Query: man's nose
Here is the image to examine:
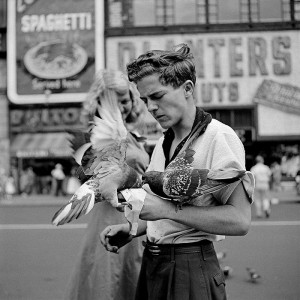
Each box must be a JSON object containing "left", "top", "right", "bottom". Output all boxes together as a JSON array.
[{"left": 147, "top": 100, "right": 158, "bottom": 112}]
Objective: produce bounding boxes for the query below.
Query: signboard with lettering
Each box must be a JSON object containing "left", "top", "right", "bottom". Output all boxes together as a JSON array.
[
  {"left": 10, "top": 107, "right": 85, "bottom": 133},
  {"left": 106, "top": 31, "right": 300, "bottom": 138},
  {"left": 254, "top": 80, "right": 300, "bottom": 138},
  {"left": 7, "top": 0, "right": 104, "bottom": 104},
  {"left": 106, "top": 31, "right": 300, "bottom": 107}
]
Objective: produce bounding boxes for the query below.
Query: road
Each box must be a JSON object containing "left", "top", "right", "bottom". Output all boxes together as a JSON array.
[{"left": 0, "top": 196, "right": 299, "bottom": 300}]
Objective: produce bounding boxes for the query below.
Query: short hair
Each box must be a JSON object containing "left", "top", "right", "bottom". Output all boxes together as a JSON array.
[{"left": 127, "top": 44, "right": 196, "bottom": 88}]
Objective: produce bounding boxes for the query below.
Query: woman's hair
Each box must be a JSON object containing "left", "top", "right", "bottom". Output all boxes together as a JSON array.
[
  {"left": 127, "top": 44, "right": 196, "bottom": 88},
  {"left": 81, "top": 69, "right": 145, "bottom": 127}
]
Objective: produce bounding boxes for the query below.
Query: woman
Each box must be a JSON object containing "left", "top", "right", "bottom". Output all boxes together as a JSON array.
[{"left": 64, "top": 70, "right": 149, "bottom": 300}]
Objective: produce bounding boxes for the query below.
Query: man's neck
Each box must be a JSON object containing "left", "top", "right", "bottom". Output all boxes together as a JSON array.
[{"left": 172, "top": 105, "right": 196, "bottom": 141}]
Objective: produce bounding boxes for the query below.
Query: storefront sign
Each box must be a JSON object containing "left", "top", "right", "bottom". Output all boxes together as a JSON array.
[
  {"left": 7, "top": 0, "right": 104, "bottom": 104},
  {"left": 10, "top": 107, "right": 86, "bottom": 132},
  {"left": 254, "top": 80, "right": 300, "bottom": 138},
  {"left": 106, "top": 31, "right": 300, "bottom": 108},
  {"left": 254, "top": 80, "right": 300, "bottom": 115}
]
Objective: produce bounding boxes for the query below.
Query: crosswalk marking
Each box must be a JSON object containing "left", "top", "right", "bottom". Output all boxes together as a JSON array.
[
  {"left": 0, "top": 221, "right": 300, "bottom": 230},
  {"left": 251, "top": 221, "right": 300, "bottom": 226},
  {"left": 0, "top": 224, "right": 88, "bottom": 229}
]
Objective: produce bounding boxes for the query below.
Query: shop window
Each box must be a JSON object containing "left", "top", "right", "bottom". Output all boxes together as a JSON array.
[
  {"left": 295, "top": 0, "right": 300, "bottom": 20},
  {"left": 0, "top": 0, "right": 6, "bottom": 28},
  {"left": 208, "top": 110, "right": 232, "bottom": 126},
  {"left": 206, "top": 108, "right": 253, "bottom": 128},
  {"left": 106, "top": 0, "right": 298, "bottom": 28},
  {"left": 213, "top": 0, "right": 241, "bottom": 23},
  {"left": 133, "top": 0, "right": 156, "bottom": 26},
  {"left": 259, "top": 0, "right": 284, "bottom": 22},
  {"left": 175, "top": 0, "right": 197, "bottom": 24},
  {"left": 234, "top": 109, "right": 253, "bottom": 127}
]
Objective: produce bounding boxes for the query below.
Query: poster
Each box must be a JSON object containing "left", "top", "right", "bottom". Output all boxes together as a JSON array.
[{"left": 7, "top": 0, "right": 104, "bottom": 104}]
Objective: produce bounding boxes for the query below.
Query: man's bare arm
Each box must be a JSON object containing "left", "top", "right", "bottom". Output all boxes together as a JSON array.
[{"left": 140, "top": 182, "right": 251, "bottom": 236}]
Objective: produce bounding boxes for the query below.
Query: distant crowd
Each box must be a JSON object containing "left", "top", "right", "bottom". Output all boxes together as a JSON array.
[{"left": 0, "top": 164, "right": 80, "bottom": 200}]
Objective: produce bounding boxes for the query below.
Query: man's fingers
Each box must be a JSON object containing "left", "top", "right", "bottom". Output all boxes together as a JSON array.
[
  {"left": 105, "top": 237, "right": 119, "bottom": 253},
  {"left": 99, "top": 226, "right": 119, "bottom": 253},
  {"left": 99, "top": 226, "right": 111, "bottom": 245}
]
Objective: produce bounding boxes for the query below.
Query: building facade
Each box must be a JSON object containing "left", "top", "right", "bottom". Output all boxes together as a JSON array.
[
  {"left": 104, "top": 0, "right": 300, "bottom": 171},
  {"left": 1, "top": 0, "right": 300, "bottom": 193}
]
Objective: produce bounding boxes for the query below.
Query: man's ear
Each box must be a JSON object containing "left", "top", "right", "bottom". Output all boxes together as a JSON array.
[{"left": 183, "top": 80, "right": 194, "bottom": 97}]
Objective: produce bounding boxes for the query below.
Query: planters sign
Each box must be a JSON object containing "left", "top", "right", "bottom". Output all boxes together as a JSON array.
[
  {"left": 106, "top": 32, "right": 300, "bottom": 139},
  {"left": 7, "top": 0, "right": 104, "bottom": 104},
  {"left": 106, "top": 32, "right": 300, "bottom": 108}
]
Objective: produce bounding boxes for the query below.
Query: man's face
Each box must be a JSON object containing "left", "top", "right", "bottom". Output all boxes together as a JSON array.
[{"left": 137, "top": 74, "right": 187, "bottom": 129}]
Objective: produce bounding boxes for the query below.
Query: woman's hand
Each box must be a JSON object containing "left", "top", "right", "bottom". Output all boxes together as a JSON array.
[{"left": 99, "top": 223, "right": 133, "bottom": 253}]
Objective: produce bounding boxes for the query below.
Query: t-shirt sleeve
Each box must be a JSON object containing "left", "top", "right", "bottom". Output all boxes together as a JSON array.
[{"left": 207, "top": 131, "right": 253, "bottom": 204}]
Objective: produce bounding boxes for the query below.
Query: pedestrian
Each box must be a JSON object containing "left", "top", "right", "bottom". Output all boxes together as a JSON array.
[
  {"left": 5, "top": 174, "right": 16, "bottom": 199},
  {"left": 100, "top": 44, "right": 254, "bottom": 300},
  {"left": 51, "top": 164, "right": 66, "bottom": 196},
  {"left": 0, "top": 167, "right": 7, "bottom": 200},
  {"left": 270, "top": 159, "right": 282, "bottom": 192},
  {"left": 20, "top": 167, "right": 36, "bottom": 196},
  {"left": 251, "top": 155, "right": 272, "bottom": 218},
  {"left": 65, "top": 167, "right": 81, "bottom": 195},
  {"left": 64, "top": 69, "right": 149, "bottom": 300}
]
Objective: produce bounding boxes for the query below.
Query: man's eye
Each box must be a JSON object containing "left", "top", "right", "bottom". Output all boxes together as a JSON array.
[{"left": 152, "top": 95, "right": 163, "bottom": 100}]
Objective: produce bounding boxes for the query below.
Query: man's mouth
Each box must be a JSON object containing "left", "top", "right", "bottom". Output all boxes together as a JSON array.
[{"left": 155, "top": 115, "right": 166, "bottom": 121}]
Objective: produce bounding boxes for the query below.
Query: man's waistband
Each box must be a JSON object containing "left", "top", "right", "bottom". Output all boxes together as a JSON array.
[{"left": 143, "top": 239, "right": 213, "bottom": 256}]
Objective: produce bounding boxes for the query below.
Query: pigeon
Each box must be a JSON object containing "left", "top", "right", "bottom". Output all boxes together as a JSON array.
[
  {"left": 217, "top": 251, "right": 227, "bottom": 261},
  {"left": 51, "top": 88, "right": 142, "bottom": 226},
  {"left": 143, "top": 148, "right": 246, "bottom": 209},
  {"left": 246, "top": 267, "right": 261, "bottom": 283},
  {"left": 222, "top": 266, "right": 233, "bottom": 278}
]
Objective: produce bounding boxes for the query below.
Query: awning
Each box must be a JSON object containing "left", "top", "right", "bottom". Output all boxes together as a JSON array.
[{"left": 11, "top": 132, "right": 73, "bottom": 158}]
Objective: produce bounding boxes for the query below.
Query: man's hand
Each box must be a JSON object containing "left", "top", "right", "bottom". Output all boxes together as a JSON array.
[
  {"left": 139, "top": 192, "right": 176, "bottom": 221},
  {"left": 100, "top": 223, "right": 133, "bottom": 253}
]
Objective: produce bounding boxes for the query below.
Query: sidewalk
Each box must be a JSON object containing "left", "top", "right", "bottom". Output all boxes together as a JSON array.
[{"left": 0, "top": 189, "right": 299, "bottom": 206}]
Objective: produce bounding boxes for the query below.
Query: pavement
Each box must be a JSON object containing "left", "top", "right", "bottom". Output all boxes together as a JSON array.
[{"left": 0, "top": 188, "right": 299, "bottom": 206}]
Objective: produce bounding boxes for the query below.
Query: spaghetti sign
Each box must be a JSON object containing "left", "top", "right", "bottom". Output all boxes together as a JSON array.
[{"left": 7, "top": 0, "right": 104, "bottom": 104}]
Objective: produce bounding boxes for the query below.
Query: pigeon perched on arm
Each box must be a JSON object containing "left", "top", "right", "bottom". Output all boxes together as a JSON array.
[
  {"left": 51, "top": 91, "right": 142, "bottom": 226},
  {"left": 142, "top": 148, "right": 246, "bottom": 209}
]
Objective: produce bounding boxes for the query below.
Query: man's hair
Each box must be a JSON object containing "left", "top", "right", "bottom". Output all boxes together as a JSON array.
[{"left": 127, "top": 44, "right": 196, "bottom": 88}]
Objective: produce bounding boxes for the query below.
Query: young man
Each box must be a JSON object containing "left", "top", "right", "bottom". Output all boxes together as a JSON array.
[{"left": 100, "top": 44, "right": 254, "bottom": 300}]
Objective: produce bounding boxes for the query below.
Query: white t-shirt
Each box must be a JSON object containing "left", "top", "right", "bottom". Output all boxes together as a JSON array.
[
  {"left": 250, "top": 163, "right": 271, "bottom": 190},
  {"left": 145, "top": 119, "right": 253, "bottom": 244}
]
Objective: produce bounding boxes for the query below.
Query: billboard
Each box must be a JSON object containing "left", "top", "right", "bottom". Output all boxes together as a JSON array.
[
  {"left": 7, "top": 0, "right": 104, "bottom": 104},
  {"left": 106, "top": 30, "right": 300, "bottom": 138},
  {"left": 106, "top": 31, "right": 300, "bottom": 107}
]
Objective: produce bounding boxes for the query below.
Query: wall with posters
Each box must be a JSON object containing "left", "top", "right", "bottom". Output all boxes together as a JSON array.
[{"left": 106, "top": 30, "right": 300, "bottom": 140}]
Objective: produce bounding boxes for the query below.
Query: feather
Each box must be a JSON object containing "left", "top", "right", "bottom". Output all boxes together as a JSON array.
[
  {"left": 143, "top": 148, "right": 246, "bottom": 206},
  {"left": 52, "top": 72, "right": 143, "bottom": 226},
  {"left": 67, "top": 130, "right": 91, "bottom": 152}
]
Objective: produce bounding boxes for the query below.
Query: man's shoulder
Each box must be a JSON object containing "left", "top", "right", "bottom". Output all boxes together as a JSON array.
[{"left": 204, "top": 118, "right": 236, "bottom": 137}]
